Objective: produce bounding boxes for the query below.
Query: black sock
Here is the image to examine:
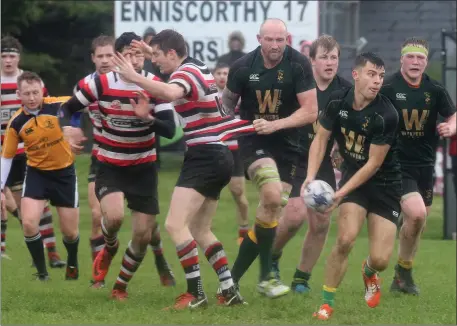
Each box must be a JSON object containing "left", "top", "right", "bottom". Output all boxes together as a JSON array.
[
  {"left": 272, "top": 250, "right": 282, "bottom": 263},
  {"left": 25, "top": 233, "right": 47, "bottom": 275},
  {"left": 231, "top": 231, "right": 258, "bottom": 284},
  {"left": 255, "top": 222, "right": 277, "bottom": 281},
  {"left": 293, "top": 269, "right": 311, "bottom": 282},
  {"left": 63, "top": 235, "right": 79, "bottom": 268}
]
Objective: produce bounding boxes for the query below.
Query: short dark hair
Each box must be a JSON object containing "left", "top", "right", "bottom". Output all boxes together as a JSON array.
[
  {"left": 150, "top": 29, "right": 187, "bottom": 58},
  {"left": 1, "top": 35, "right": 23, "bottom": 54},
  {"left": 353, "top": 52, "right": 385, "bottom": 70},
  {"left": 214, "top": 62, "right": 230, "bottom": 72},
  {"left": 91, "top": 35, "right": 115, "bottom": 54},
  {"left": 401, "top": 37, "right": 429, "bottom": 54},
  {"left": 115, "top": 32, "right": 141, "bottom": 53},
  {"left": 17, "top": 71, "right": 42, "bottom": 89},
  {"left": 309, "top": 34, "right": 340, "bottom": 59}
]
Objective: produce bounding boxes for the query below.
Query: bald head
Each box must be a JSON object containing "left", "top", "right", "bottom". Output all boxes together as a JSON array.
[
  {"left": 259, "top": 18, "right": 288, "bottom": 36},
  {"left": 257, "top": 18, "right": 288, "bottom": 66}
]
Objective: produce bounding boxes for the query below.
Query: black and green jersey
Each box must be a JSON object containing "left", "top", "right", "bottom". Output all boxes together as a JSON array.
[
  {"left": 380, "top": 71, "right": 456, "bottom": 167},
  {"left": 319, "top": 88, "right": 401, "bottom": 185},
  {"left": 299, "top": 74, "right": 352, "bottom": 153},
  {"left": 226, "top": 45, "right": 315, "bottom": 153}
]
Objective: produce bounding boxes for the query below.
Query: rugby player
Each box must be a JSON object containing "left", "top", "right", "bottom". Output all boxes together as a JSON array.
[
  {"left": 0, "top": 36, "right": 65, "bottom": 267},
  {"left": 60, "top": 32, "right": 176, "bottom": 299},
  {"left": 305, "top": 52, "right": 401, "bottom": 320},
  {"left": 221, "top": 18, "right": 318, "bottom": 298},
  {"left": 380, "top": 37, "right": 456, "bottom": 295},
  {"left": 73, "top": 35, "right": 115, "bottom": 266},
  {"left": 111, "top": 29, "right": 254, "bottom": 309},
  {"left": 1, "top": 72, "right": 80, "bottom": 281},
  {"left": 270, "top": 35, "right": 352, "bottom": 293},
  {"left": 214, "top": 62, "right": 250, "bottom": 244}
]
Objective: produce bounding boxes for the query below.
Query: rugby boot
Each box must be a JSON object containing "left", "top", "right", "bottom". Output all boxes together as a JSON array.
[
  {"left": 89, "top": 280, "right": 106, "bottom": 289},
  {"left": 390, "top": 264, "right": 420, "bottom": 295},
  {"left": 48, "top": 252, "right": 66, "bottom": 268},
  {"left": 291, "top": 278, "right": 311, "bottom": 294},
  {"left": 216, "top": 284, "right": 247, "bottom": 306},
  {"left": 111, "top": 289, "right": 128, "bottom": 301},
  {"left": 34, "top": 272, "right": 50, "bottom": 282},
  {"left": 362, "top": 262, "right": 381, "bottom": 308},
  {"left": 163, "top": 292, "right": 208, "bottom": 311},
  {"left": 257, "top": 278, "right": 290, "bottom": 298},
  {"left": 65, "top": 266, "right": 79, "bottom": 280},
  {"left": 313, "top": 304, "right": 333, "bottom": 320},
  {"left": 155, "top": 257, "right": 176, "bottom": 286}
]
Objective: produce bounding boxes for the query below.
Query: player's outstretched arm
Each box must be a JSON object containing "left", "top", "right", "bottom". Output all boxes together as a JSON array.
[
  {"left": 112, "top": 53, "right": 185, "bottom": 102},
  {"left": 221, "top": 87, "right": 240, "bottom": 117}
]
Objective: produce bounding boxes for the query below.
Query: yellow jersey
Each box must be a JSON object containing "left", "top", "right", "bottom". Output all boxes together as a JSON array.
[{"left": 1, "top": 96, "right": 74, "bottom": 170}]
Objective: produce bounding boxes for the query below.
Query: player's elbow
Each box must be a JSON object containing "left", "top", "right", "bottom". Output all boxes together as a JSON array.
[{"left": 367, "top": 157, "right": 383, "bottom": 171}]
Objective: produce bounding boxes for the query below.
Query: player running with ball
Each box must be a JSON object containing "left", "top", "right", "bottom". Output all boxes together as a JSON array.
[{"left": 304, "top": 52, "right": 401, "bottom": 320}]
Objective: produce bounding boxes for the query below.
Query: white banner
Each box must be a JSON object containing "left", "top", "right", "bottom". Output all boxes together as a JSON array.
[{"left": 114, "top": 1, "right": 319, "bottom": 68}]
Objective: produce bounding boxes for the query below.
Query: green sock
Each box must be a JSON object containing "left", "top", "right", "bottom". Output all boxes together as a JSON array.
[
  {"left": 255, "top": 223, "right": 277, "bottom": 281},
  {"left": 231, "top": 233, "right": 258, "bottom": 283},
  {"left": 293, "top": 269, "right": 311, "bottom": 282},
  {"left": 323, "top": 285, "right": 336, "bottom": 307},
  {"left": 364, "top": 260, "right": 376, "bottom": 277}
]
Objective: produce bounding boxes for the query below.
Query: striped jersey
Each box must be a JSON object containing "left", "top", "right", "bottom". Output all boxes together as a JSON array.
[
  {"left": 168, "top": 57, "right": 255, "bottom": 147},
  {"left": 1, "top": 69, "right": 48, "bottom": 155},
  {"left": 217, "top": 89, "right": 241, "bottom": 151},
  {"left": 74, "top": 72, "right": 102, "bottom": 156},
  {"left": 66, "top": 70, "right": 174, "bottom": 167}
]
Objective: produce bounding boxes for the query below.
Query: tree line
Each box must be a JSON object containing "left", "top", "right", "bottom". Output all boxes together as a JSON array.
[{"left": 2, "top": 0, "right": 114, "bottom": 95}]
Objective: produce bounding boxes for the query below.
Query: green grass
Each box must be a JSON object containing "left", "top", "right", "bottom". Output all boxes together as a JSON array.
[{"left": 1, "top": 153, "right": 456, "bottom": 324}]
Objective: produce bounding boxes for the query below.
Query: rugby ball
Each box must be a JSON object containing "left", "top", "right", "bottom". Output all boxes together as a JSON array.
[{"left": 303, "top": 180, "right": 335, "bottom": 213}]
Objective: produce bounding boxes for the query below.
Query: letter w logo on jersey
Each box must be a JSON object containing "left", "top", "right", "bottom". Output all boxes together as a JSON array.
[
  {"left": 341, "top": 127, "right": 365, "bottom": 154},
  {"left": 256, "top": 89, "right": 280, "bottom": 114},
  {"left": 402, "top": 109, "right": 429, "bottom": 131}
]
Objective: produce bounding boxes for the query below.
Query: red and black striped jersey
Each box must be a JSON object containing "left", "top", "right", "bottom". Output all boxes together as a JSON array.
[
  {"left": 61, "top": 70, "right": 175, "bottom": 167},
  {"left": 217, "top": 89, "right": 241, "bottom": 151},
  {"left": 168, "top": 57, "right": 255, "bottom": 147},
  {"left": 1, "top": 69, "right": 48, "bottom": 155},
  {"left": 74, "top": 72, "right": 102, "bottom": 156}
]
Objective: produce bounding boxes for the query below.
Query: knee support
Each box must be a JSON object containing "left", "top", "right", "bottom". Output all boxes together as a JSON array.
[{"left": 252, "top": 166, "right": 280, "bottom": 188}]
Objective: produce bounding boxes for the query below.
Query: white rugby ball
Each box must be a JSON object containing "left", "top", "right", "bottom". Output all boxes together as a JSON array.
[{"left": 303, "top": 180, "right": 335, "bottom": 213}]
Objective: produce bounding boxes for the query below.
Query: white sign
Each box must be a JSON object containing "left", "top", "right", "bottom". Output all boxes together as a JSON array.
[{"left": 115, "top": 0, "right": 319, "bottom": 68}]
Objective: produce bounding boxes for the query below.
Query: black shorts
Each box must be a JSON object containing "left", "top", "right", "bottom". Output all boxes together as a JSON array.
[
  {"left": 23, "top": 164, "right": 78, "bottom": 208},
  {"left": 95, "top": 162, "right": 159, "bottom": 215},
  {"left": 231, "top": 149, "right": 244, "bottom": 177},
  {"left": 339, "top": 169, "right": 402, "bottom": 224},
  {"left": 238, "top": 135, "right": 299, "bottom": 185},
  {"left": 176, "top": 144, "right": 233, "bottom": 200},
  {"left": 290, "top": 154, "right": 336, "bottom": 198},
  {"left": 401, "top": 165, "right": 434, "bottom": 206},
  {"left": 5, "top": 154, "right": 26, "bottom": 191},
  {"left": 88, "top": 155, "right": 100, "bottom": 183}
]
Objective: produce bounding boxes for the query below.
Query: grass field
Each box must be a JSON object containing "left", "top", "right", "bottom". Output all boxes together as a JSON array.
[{"left": 1, "top": 153, "right": 456, "bottom": 325}]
